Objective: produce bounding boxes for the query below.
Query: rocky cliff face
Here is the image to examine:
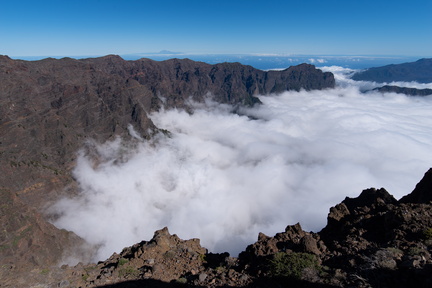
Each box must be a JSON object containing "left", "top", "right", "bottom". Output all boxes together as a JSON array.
[
  {"left": 0, "top": 55, "right": 334, "bottom": 284},
  {"left": 0, "top": 55, "right": 334, "bottom": 207}
]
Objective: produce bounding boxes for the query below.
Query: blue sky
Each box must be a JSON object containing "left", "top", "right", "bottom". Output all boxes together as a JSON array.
[{"left": 1, "top": 0, "right": 431, "bottom": 58}]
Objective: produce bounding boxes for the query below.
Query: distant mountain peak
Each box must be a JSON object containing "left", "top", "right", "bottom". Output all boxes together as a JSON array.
[
  {"left": 158, "top": 50, "right": 182, "bottom": 54},
  {"left": 352, "top": 58, "right": 432, "bottom": 83}
]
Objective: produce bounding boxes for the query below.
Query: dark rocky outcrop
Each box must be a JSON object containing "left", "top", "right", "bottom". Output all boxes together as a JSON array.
[
  {"left": 373, "top": 85, "right": 432, "bottom": 96},
  {"left": 4, "top": 168, "right": 432, "bottom": 287},
  {"left": 352, "top": 58, "right": 432, "bottom": 83},
  {"left": 399, "top": 168, "right": 432, "bottom": 204}
]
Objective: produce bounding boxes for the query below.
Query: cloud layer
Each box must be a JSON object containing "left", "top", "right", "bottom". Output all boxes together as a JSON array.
[{"left": 50, "top": 69, "right": 432, "bottom": 262}]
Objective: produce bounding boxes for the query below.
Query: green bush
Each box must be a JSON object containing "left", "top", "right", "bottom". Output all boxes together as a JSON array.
[
  {"left": 176, "top": 277, "right": 187, "bottom": 284},
  {"left": 118, "top": 258, "right": 129, "bottom": 266},
  {"left": 423, "top": 228, "right": 432, "bottom": 240},
  {"left": 118, "top": 266, "right": 139, "bottom": 278},
  {"left": 268, "top": 252, "right": 320, "bottom": 279},
  {"left": 199, "top": 253, "right": 207, "bottom": 263},
  {"left": 407, "top": 247, "right": 424, "bottom": 256}
]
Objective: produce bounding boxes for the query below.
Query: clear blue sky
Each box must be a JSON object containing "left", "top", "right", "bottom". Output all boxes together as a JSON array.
[{"left": 1, "top": 0, "right": 431, "bottom": 57}]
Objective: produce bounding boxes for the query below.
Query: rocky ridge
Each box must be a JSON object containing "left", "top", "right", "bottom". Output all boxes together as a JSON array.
[
  {"left": 0, "top": 54, "right": 335, "bottom": 210},
  {"left": 352, "top": 58, "right": 432, "bottom": 83},
  {"left": 2, "top": 168, "right": 432, "bottom": 288},
  {"left": 373, "top": 85, "right": 432, "bottom": 96},
  {"left": 0, "top": 55, "right": 335, "bottom": 284}
]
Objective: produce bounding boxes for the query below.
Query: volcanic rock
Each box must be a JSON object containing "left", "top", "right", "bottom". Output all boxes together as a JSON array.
[
  {"left": 373, "top": 85, "right": 432, "bottom": 96},
  {"left": 0, "top": 54, "right": 334, "bottom": 210},
  {"left": 399, "top": 168, "right": 432, "bottom": 204},
  {"left": 2, "top": 169, "right": 432, "bottom": 287},
  {"left": 0, "top": 54, "right": 335, "bottom": 286}
]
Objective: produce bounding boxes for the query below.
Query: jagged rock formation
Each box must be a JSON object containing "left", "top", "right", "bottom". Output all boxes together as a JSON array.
[
  {"left": 4, "top": 168, "right": 432, "bottom": 288},
  {"left": 373, "top": 85, "right": 432, "bottom": 96},
  {"left": 0, "top": 55, "right": 334, "bottom": 284},
  {"left": 352, "top": 58, "right": 432, "bottom": 83},
  {"left": 399, "top": 168, "right": 432, "bottom": 204}
]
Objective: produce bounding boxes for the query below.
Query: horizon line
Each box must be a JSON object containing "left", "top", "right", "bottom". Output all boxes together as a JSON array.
[{"left": 4, "top": 53, "right": 430, "bottom": 61}]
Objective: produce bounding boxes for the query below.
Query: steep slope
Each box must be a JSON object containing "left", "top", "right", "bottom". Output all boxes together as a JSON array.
[
  {"left": 351, "top": 58, "right": 432, "bottom": 83},
  {"left": 0, "top": 55, "right": 334, "bottom": 207},
  {"left": 0, "top": 55, "right": 334, "bottom": 277}
]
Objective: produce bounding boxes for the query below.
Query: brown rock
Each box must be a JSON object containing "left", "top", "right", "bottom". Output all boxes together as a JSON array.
[{"left": 0, "top": 55, "right": 335, "bottom": 278}]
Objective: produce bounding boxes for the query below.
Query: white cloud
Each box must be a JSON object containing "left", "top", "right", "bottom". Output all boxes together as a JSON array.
[
  {"left": 320, "top": 66, "right": 432, "bottom": 90},
  {"left": 49, "top": 70, "right": 432, "bottom": 263},
  {"left": 308, "top": 58, "right": 327, "bottom": 64}
]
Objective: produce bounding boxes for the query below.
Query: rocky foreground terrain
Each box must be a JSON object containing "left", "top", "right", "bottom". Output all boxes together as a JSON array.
[
  {"left": 2, "top": 169, "right": 432, "bottom": 288},
  {"left": 0, "top": 55, "right": 335, "bottom": 287}
]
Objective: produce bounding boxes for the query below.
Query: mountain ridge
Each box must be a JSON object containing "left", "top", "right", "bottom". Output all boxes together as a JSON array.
[
  {"left": 372, "top": 85, "right": 432, "bottom": 96},
  {"left": 352, "top": 58, "right": 432, "bottom": 83},
  {"left": 0, "top": 55, "right": 335, "bottom": 285}
]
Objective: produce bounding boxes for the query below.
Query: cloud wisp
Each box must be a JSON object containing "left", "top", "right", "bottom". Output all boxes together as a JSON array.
[{"left": 50, "top": 70, "right": 432, "bottom": 262}]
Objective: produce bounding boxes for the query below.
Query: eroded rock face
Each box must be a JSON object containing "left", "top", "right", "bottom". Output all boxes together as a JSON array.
[
  {"left": 71, "top": 227, "right": 208, "bottom": 286},
  {"left": 0, "top": 54, "right": 334, "bottom": 210},
  {"left": 0, "top": 55, "right": 335, "bottom": 285},
  {"left": 0, "top": 188, "right": 92, "bottom": 287}
]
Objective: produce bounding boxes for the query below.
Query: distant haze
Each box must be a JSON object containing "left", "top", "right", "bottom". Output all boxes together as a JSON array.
[{"left": 50, "top": 67, "right": 432, "bottom": 262}]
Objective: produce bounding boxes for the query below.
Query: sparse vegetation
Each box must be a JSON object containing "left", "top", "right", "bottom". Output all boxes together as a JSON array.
[
  {"left": 407, "top": 247, "right": 424, "bottom": 256},
  {"left": 215, "top": 266, "right": 226, "bottom": 273},
  {"left": 12, "top": 227, "right": 32, "bottom": 247},
  {"left": 176, "top": 277, "right": 187, "bottom": 284},
  {"left": 118, "top": 266, "right": 139, "bottom": 278},
  {"left": 163, "top": 250, "right": 176, "bottom": 259},
  {"left": 423, "top": 228, "right": 432, "bottom": 240},
  {"left": 118, "top": 258, "right": 128, "bottom": 266},
  {"left": 0, "top": 245, "right": 10, "bottom": 251},
  {"left": 268, "top": 252, "right": 321, "bottom": 280},
  {"left": 386, "top": 247, "right": 403, "bottom": 256},
  {"left": 199, "top": 253, "right": 207, "bottom": 263}
]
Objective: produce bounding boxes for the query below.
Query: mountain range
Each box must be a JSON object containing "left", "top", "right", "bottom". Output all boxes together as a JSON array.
[
  {"left": 1, "top": 55, "right": 432, "bottom": 287},
  {"left": 0, "top": 55, "right": 334, "bottom": 287},
  {"left": 352, "top": 58, "right": 432, "bottom": 83}
]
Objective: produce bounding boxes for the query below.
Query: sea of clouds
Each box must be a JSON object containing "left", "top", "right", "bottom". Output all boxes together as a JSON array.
[{"left": 50, "top": 67, "right": 432, "bottom": 262}]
